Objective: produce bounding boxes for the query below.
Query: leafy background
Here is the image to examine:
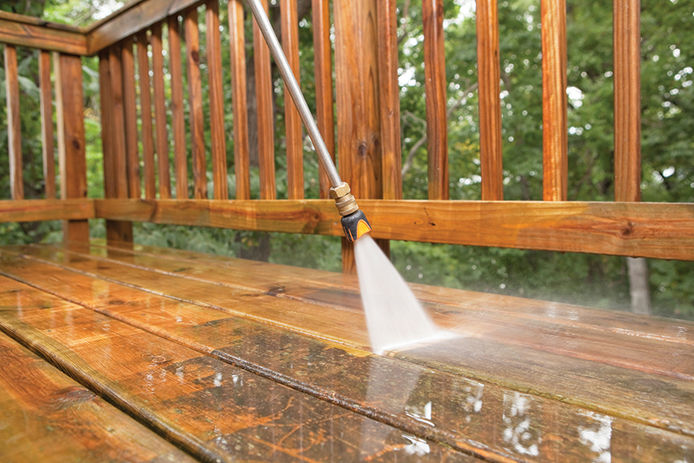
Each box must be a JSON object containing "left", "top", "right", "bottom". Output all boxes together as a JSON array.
[{"left": 1, "top": 0, "right": 692, "bottom": 319}]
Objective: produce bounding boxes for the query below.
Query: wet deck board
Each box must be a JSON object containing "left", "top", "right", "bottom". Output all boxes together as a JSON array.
[
  {"left": 5, "top": 244, "right": 694, "bottom": 435},
  {"left": 0, "top": 273, "right": 473, "bottom": 462},
  {"left": 0, "top": 330, "right": 196, "bottom": 463},
  {"left": 0, "top": 243, "right": 692, "bottom": 462}
]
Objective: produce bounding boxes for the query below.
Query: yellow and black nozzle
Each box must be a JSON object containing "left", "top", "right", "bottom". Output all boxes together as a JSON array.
[{"left": 329, "top": 182, "right": 372, "bottom": 242}]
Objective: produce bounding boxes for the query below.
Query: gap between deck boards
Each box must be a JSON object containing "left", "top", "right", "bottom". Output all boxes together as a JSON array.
[{"left": 0, "top": 244, "right": 692, "bottom": 460}]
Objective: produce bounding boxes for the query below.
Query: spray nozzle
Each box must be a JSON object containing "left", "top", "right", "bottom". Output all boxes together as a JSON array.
[{"left": 329, "top": 182, "right": 372, "bottom": 241}]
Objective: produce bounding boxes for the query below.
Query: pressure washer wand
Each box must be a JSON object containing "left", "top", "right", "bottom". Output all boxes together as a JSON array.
[{"left": 245, "top": 0, "right": 371, "bottom": 242}]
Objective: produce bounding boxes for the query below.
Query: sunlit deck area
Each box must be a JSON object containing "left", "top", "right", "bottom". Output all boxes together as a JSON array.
[{"left": 1, "top": 242, "right": 692, "bottom": 461}]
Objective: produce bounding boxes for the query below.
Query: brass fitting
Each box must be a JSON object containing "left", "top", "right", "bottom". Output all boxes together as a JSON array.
[{"left": 329, "top": 182, "right": 359, "bottom": 217}]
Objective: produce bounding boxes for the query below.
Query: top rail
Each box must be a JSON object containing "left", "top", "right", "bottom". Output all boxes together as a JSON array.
[{"left": 0, "top": 11, "right": 87, "bottom": 55}]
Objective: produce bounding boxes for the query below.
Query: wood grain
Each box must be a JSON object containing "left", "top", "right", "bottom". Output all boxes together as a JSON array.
[
  {"left": 136, "top": 32, "right": 156, "bottom": 199},
  {"left": 3, "top": 250, "right": 692, "bottom": 462},
  {"left": 377, "top": 0, "right": 402, "bottom": 200},
  {"left": 228, "top": 0, "right": 251, "bottom": 200},
  {"left": 150, "top": 23, "right": 172, "bottom": 199},
  {"left": 167, "top": 16, "right": 187, "bottom": 200},
  {"left": 121, "top": 38, "right": 141, "bottom": 199},
  {"left": 476, "top": 0, "right": 503, "bottom": 200},
  {"left": 4, "top": 44, "right": 23, "bottom": 200},
  {"left": 184, "top": 8, "right": 207, "bottom": 200},
  {"left": 55, "top": 53, "right": 89, "bottom": 243},
  {"left": 614, "top": 0, "right": 641, "bottom": 202},
  {"left": 107, "top": 46, "right": 128, "bottom": 200},
  {"left": 38, "top": 50, "right": 56, "bottom": 199},
  {"left": 541, "top": 0, "right": 568, "bottom": 201},
  {"left": 93, "top": 198, "right": 694, "bottom": 260},
  {"left": 9, "top": 244, "right": 694, "bottom": 441},
  {"left": 253, "top": 0, "right": 277, "bottom": 200},
  {"left": 281, "top": 0, "right": 304, "bottom": 199},
  {"left": 311, "top": 0, "right": 335, "bottom": 198},
  {"left": 98, "top": 52, "right": 115, "bottom": 198},
  {"left": 422, "top": 0, "right": 449, "bottom": 200},
  {"left": 0, "top": 199, "right": 93, "bottom": 222},
  {"left": 0, "top": 331, "right": 197, "bottom": 463},
  {"left": 0, "top": 11, "right": 87, "bottom": 55},
  {"left": 0, "top": 274, "right": 467, "bottom": 462},
  {"left": 86, "top": 0, "right": 200, "bottom": 54},
  {"left": 206, "top": 0, "right": 228, "bottom": 200}
]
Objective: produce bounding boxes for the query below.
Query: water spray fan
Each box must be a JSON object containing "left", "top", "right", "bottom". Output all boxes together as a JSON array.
[{"left": 246, "top": 0, "right": 372, "bottom": 242}]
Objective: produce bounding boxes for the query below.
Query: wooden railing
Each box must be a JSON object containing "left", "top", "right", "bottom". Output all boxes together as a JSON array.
[{"left": 1, "top": 1, "right": 693, "bottom": 267}]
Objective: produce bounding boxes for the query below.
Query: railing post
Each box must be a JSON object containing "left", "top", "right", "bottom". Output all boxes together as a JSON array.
[
  {"left": 334, "top": 0, "right": 393, "bottom": 272},
  {"left": 54, "top": 52, "right": 90, "bottom": 244}
]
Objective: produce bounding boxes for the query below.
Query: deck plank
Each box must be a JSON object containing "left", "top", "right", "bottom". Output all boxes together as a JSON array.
[
  {"left": 0, "top": 274, "right": 473, "bottom": 462},
  {"left": 2, "top": 245, "right": 694, "bottom": 443},
  {"left": 0, "top": 331, "right": 196, "bottom": 463},
  {"left": 0, "top": 250, "right": 692, "bottom": 461},
  {"left": 42, "top": 242, "right": 694, "bottom": 379}
]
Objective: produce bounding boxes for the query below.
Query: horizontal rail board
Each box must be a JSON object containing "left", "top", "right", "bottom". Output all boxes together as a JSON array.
[
  {"left": 86, "top": 0, "right": 201, "bottom": 54},
  {"left": 0, "top": 12, "right": 87, "bottom": 55},
  {"left": 0, "top": 199, "right": 94, "bottom": 222},
  {"left": 94, "top": 199, "right": 694, "bottom": 260}
]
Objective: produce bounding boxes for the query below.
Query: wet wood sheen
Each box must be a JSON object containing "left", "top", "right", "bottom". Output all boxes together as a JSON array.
[
  {"left": 0, "top": 332, "right": 195, "bottom": 462},
  {"left": 0, "top": 271, "right": 472, "bottom": 462},
  {"left": 0, "top": 243, "right": 692, "bottom": 462}
]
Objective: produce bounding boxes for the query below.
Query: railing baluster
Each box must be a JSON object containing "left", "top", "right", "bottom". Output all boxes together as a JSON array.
[
  {"left": 422, "top": 0, "right": 449, "bottom": 200},
  {"left": 228, "top": 0, "right": 250, "bottom": 200},
  {"left": 311, "top": 0, "right": 335, "bottom": 199},
  {"left": 253, "top": 0, "right": 277, "bottom": 199},
  {"left": 98, "top": 51, "right": 115, "bottom": 199},
  {"left": 184, "top": 8, "right": 207, "bottom": 199},
  {"left": 38, "top": 50, "right": 56, "bottom": 199},
  {"left": 541, "top": 0, "right": 567, "bottom": 201},
  {"left": 121, "top": 37, "right": 141, "bottom": 199},
  {"left": 4, "top": 44, "right": 23, "bottom": 199},
  {"left": 108, "top": 45, "right": 129, "bottom": 200},
  {"left": 150, "top": 22, "right": 172, "bottom": 199},
  {"left": 476, "top": 0, "right": 503, "bottom": 200},
  {"left": 168, "top": 16, "right": 187, "bottom": 199},
  {"left": 377, "top": 0, "right": 402, "bottom": 200},
  {"left": 136, "top": 31, "right": 156, "bottom": 199},
  {"left": 206, "top": 0, "right": 228, "bottom": 200},
  {"left": 614, "top": 0, "right": 641, "bottom": 202},
  {"left": 281, "top": 0, "right": 304, "bottom": 199},
  {"left": 55, "top": 52, "right": 89, "bottom": 242}
]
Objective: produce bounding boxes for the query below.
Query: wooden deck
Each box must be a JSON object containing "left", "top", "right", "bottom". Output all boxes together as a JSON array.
[{"left": 0, "top": 242, "right": 692, "bottom": 462}]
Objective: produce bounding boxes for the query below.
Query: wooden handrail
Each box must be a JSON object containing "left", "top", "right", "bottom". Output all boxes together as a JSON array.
[
  {"left": 93, "top": 199, "right": 694, "bottom": 261},
  {"left": 0, "top": 11, "right": 87, "bottom": 55}
]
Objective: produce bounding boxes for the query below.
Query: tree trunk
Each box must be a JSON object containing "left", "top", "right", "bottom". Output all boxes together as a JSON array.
[{"left": 627, "top": 257, "right": 651, "bottom": 315}]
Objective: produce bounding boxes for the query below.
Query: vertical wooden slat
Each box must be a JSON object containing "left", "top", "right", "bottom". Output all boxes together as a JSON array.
[
  {"left": 311, "top": 0, "right": 335, "bottom": 199},
  {"left": 55, "top": 53, "right": 89, "bottom": 243},
  {"left": 377, "top": 0, "right": 402, "bottom": 200},
  {"left": 335, "top": 0, "right": 384, "bottom": 271},
  {"left": 476, "top": 0, "right": 503, "bottom": 200},
  {"left": 4, "top": 44, "right": 23, "bottom": 199},
  {"left": 38, "top": 50, "right": 56, "bottom": 199},
  {"left": 151, "top": 22, "right": 172, "bottom": 199},
  {"left": 281, "top": 0, "right": 304, "bottom": 199},
  {"left": 168, "top": 15, "right": 187, "bottom": 199},
  {"left": 614, "top": 0, "right": 641, "bottom": 202},
  {"left": 184, "top": 8, "right": 207, "bottom": 199},
  {"left": 121, "top": 38, "right": 141, "bottom": 199},
  {"left": 108, "top": 45, "right": 128, "bottom": 199},
  {"left": 136, "top": 31, "right": 156, "bottom": 199},
  {"left": 98, "top": 51, "right": 115, "bottom": 199},
  {"left": 206, "top": 0, "right": 228, "bottom": 200},
  {"left": 541, "top": 0, "right": 567, "bottom": 201},
  {"left": 228, "top": 0, "right": 250, "bottom": 200},
  {"left": 422, "top": 0, "right": 449, "bottom": 200},
  {"left": 106, "top": 46, "right": 134, "bottom": 244},
  {"left": 253, "top": 0, "right": 277, "bottom": 200}
]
